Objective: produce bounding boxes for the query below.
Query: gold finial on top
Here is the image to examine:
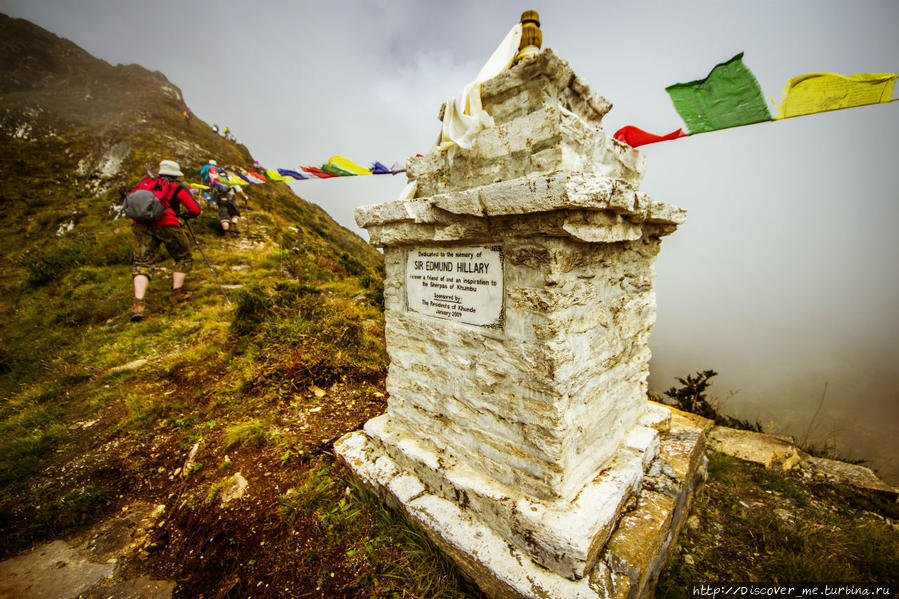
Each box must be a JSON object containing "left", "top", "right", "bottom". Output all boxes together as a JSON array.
[{"left": 515, "top": 10, "right": 542, "bottom": 64}]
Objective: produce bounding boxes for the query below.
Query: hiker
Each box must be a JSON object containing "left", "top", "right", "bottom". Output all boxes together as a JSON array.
[
  {"left": 224, "top": 173, "right": 249, "bottom": 205},
  {"left": 183, "top": 109, "right": 191, "bottom": 125},
  {"left": 212, "top": 123, "right": 219, "bottom": 136},
  {"left": 127, "top": 159, "right": 201, "bottom": 322},
  {"left": 199, "top": 159, "right": 219, "bottom": 186},
  {"left": 212, "top": 183, "right": 241, "bottom": 233}
]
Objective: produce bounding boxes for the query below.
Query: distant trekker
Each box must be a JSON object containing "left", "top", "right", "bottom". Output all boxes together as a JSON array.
[
  {"left": 200, "top": 159, "right": 218, "bottom": 186},
  {"left": 128, "top": 160, "right": 201, "bottom": 322},
  {"left": 212, "top": 183, "right": 241, "bottom": 234}
]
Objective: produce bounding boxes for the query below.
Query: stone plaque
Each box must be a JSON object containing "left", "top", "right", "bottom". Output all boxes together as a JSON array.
[{"left": 406, "top": 245, "right": 503, "bottom": 327}]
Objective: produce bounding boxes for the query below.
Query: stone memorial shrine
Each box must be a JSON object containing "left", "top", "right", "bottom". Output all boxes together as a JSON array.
[{"left": 335, "top": 20, "right": 706, "bottom": 599}]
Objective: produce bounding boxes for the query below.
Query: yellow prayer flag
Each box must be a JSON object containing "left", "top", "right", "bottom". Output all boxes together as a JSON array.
[
  {"left": 776, "top": 72, "right": 897, "bottom": 119},
  {"left": 265, "top": 169, "right": 289, "bottom": 182},
  {"left": 328, "top": 156, "right": 372, "bottom": 175},
  {"left": 187, "top": 182, "right": 210, "bottom": 190}
]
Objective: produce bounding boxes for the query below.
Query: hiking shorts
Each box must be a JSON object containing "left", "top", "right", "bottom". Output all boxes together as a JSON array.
[
  {"left": 218, "top": 200, "right": 241, "bottom": 222},
  {"left": 132, "top": 224, "right": 193, "bottom": 278}
]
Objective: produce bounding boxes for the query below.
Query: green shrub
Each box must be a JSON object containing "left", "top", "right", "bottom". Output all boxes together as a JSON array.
[
  {"left": 230, "top": 285, "right": 270, "bottom": 336},
  {"left": 25, "top": 241, "right": 86, "bottom": 286},
  {"left": 663, "top": 369, "right": 762, "bottom": 431},
  {"left": 42, "top": 485, "right": 110, "bottom": 529},
  {"left": 229, "top": 281, "right": 386, "bottom": 392},
  {"left": 0, "top": 344, "right": 11, "bottom": 374},
  {"left": 360, "top": 273, "right": 384, "bottom": 308},
  {"left": 338, "top": 252, "right": 366, "bottom": 276},
  {"left": 664, "top": 369, "right": 719, "bottom": 419}
]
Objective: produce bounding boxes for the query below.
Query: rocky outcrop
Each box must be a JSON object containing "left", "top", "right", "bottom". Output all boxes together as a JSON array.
[{"left": 708, "top": 426, "right": 898, "bottom": 498}]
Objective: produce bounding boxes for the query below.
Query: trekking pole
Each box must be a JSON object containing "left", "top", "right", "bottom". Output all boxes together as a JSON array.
[{"left": 183, "top": 219, "right": 231, "bottom": 305}]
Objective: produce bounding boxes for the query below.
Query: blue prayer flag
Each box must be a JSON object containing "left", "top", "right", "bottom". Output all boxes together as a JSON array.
[
  {"left": 278, "top": 168, "right": 308, "bottom": 180},
  {"left": 370, "top": 161, "right": 392, "bottom": 174}
]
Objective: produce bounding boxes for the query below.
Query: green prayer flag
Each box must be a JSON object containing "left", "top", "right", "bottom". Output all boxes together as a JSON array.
[
  {"left": 666, "top": 52, "right": 772, "bottom": 134},
  {"left": 320, "top": 163, "right": 355, "bottom": 177}
]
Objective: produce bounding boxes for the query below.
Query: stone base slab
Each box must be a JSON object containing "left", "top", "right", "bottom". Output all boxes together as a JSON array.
[{"left": 334, "top": 403, "right": 706, "bottom": 599}]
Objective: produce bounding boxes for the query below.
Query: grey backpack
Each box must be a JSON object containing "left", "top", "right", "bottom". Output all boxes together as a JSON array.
[{"left": 123, "top": 189, "right": 166, "bottom": 224}]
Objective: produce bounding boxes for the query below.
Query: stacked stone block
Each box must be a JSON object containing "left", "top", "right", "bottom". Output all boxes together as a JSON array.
[{"left": 336, "top": 48, "right": 704, "bottom": 599}]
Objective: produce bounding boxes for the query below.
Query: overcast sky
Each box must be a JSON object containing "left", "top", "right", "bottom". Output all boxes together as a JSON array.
[{"left": 4, "top": 0, "right": 897, "bottom": 481}]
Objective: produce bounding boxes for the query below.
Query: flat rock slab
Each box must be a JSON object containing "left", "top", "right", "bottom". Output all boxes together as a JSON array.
[
  {"left": 0, "top": 540, "right": 115, "bottom": 599},
  {"left": 708, "top": 426, "right": 897, "bottom": 498},
  {"left": 0, "top": 502, "right": 175, "bottom": 599},
  {"left": 707, "top": 427, "right": 799, "bottom": 468},
  {"left": 80, "top": 575, "right": 175, "bottom": 599},
  {"left": 804, "top": 456, "right": 898, "bottom": 497}
]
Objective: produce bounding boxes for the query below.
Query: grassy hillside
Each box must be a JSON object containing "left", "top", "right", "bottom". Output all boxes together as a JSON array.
[{"left": 0, "top": 12, "right": 496, "bottom": 598}]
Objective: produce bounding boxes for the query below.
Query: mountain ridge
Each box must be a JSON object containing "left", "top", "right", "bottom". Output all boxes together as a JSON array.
[{"left": 0, "top": 12, "right": 378, "bottom": 270}]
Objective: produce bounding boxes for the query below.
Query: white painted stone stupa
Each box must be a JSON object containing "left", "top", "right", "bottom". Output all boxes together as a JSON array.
[{"left": 336, "top": 14, "right": 707, "bottom": 599}]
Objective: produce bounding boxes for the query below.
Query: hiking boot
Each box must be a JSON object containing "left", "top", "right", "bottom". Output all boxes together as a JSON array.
[
  {"left": 130, "top": 298, "right": 146, "bottom": 322},
  {"left": 170, "top": 287, "right": 191, "bottom": 304}
]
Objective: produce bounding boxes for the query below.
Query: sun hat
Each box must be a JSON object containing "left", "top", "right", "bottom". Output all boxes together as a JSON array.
[{"left": 158, "top": 159, "right": 183, "bottom": 177}]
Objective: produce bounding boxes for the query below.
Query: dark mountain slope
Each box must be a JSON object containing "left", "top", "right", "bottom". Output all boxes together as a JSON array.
[{"left": 0, "top": 12, "right": 377, "bottom": 269}]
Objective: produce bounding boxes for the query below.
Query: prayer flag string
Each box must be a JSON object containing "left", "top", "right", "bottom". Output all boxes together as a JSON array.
[
  {"left": 190, "top": 57, "right": 897, "bottom": 180},
  {"left": 614, "top": 53, "right": 896, "bottom": 148},
  {"left": 186, "top": 156, "right": 406, "bottom": 190}
]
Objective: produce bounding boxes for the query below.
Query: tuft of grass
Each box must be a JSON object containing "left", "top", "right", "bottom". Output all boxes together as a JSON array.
[
  {"left": 756, "top": 468, "right": 809, "bottom": 506},
  {"left": 277, "top": 466, "right": 339, "bottom": 527},
  {"left": 275, "top": 460, "right": 474, "bottom": 597},
  {"left": 0, "top": 417, "right": 68, "bottom": 491},
  {"left": 706, "top": 451, "right": 742, "bottom": 483},
  {"left": 230, "top": 284, "right": 271, "bottom": 336},
  {"left": 222, "top": 418, "right": 273, "bottom": 450},
  {"left": 0, "top": 485, "right": 115, "bottom": 551},
  {"left": 0, "top": 385, "right": 74, "bottom": 492},
  {"left": 204, "top": 479, "right": 232, "bottom": 505},
  {"left": 125, "top": 393, "right": 180, "bottom": 431},
  {"left": 41, "top": 485, "right": 111, "bottom": 530}
]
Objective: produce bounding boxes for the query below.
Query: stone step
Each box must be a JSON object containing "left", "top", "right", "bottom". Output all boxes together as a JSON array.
[
  {"left": 335, "top": 404, "right": 707, "bottom": 599},
  {"left": 341, "top": 410, "right": 665, "bottom": 580}
]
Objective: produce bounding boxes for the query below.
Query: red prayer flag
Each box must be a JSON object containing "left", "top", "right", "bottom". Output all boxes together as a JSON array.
[
  {"left": 300, "top": 166, "right": 337, "bottom": 179},
  {"left": 613, "top": 126, "right": 687, "bottom": 148}
]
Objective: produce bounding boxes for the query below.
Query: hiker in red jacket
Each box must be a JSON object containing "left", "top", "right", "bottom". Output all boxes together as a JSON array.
[{"left": 130, "top": 159, "right": 201, "bottom": 322}]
